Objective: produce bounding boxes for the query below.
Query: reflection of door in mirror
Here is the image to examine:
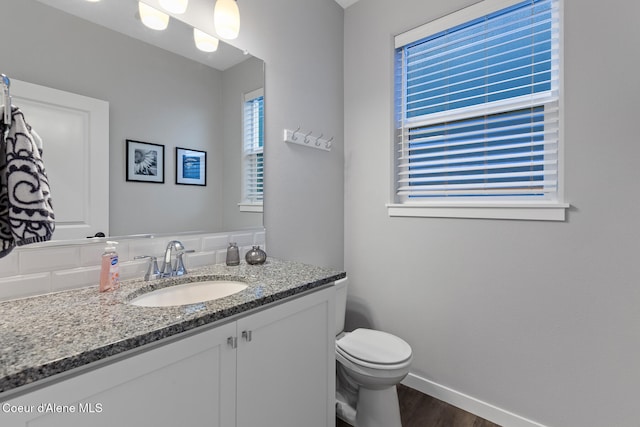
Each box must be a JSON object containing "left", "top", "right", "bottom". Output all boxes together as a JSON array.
[{"left": 11, "top": 79, "right": 109, "bottom": 241}]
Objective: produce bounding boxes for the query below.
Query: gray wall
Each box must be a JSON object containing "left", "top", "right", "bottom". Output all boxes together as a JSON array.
[
  {"left": 1, "top": 0, "right": 227, "bottom": 236},
  {"left": 231, "top": 0, "right": 345, "bottom": 269},
  {"left": 344, "top": 1, "right": 640, "bottom": 426},
  {"left": 221, "top": 57, "right": 264, "bottom": 231}
]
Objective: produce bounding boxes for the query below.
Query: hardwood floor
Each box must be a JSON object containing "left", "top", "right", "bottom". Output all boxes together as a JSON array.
[{"left": 336, "top": 384, "right": 502, "bottom": 427}]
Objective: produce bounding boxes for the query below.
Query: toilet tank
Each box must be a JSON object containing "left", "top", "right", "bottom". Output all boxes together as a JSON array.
[{"left": 335, "top": 277, "right": 348, "bottom": 336}]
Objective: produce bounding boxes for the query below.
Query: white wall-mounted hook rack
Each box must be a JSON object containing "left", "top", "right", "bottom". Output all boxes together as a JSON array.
[{"left": 284, "top": 128, "right": 333, "bottom": 152}]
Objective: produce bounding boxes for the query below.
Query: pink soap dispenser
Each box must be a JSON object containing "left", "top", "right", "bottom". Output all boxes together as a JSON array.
[{"left": 99, "top": 241, "right": 120, "bottom": 292}]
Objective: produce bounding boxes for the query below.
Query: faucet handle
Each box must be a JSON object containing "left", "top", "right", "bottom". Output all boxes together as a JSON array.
[
  {"left": 174, "top": 249, "right": 196, "bottom": 276},
  {"left": 134, "top": 255, "right": 160, "bottom": 281}
]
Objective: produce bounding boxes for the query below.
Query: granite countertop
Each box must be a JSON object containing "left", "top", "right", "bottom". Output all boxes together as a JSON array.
[{"left": 0, "top": 258, "right": 345, "bottom": 395}]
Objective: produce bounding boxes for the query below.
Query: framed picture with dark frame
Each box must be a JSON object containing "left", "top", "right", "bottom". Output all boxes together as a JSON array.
[
  {"left": 176, "top": 147, "right": 207, "bottom": 186},
  {"left": 126, "top": 139, "right": 165, "bottom": 183}
]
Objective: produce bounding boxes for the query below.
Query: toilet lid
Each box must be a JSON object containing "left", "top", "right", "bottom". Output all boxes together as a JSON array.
[{"left": 336, "top": 328, "right": 412, "bottom": 365}]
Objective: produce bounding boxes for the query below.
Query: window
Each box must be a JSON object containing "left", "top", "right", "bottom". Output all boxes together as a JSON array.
[
  {"left": 240, "top": 88, "right": 264, "bottom": 212},
  {"left": 390, "top": 0, "right": 567, "bottom": 221}
]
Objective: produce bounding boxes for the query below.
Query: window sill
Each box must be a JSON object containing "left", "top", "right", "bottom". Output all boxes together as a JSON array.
[
  {"left": 239, "top": 203, "right": 263, "bottom": 213},
  {"left": 386, "top": 202, "right": 569, "bottom": 221}
]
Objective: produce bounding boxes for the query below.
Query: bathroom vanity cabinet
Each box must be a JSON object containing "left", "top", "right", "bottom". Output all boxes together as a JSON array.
[{"left": 2, "top": 287, "right": 335, "bottom": 427}]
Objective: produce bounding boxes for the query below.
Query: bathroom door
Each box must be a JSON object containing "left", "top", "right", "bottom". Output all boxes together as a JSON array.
[{"left": 11, "top": 79, "right": 109, "bottom": 240}]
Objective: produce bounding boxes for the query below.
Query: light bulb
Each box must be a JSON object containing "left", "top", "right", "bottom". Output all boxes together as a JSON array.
[
  {"left": 85, "top": 0, "right": 101, "bottom": 3},
  {"left": 138, "top": 2, "right": 169, "bottom": 31},
  {"left": 194, "top": 28, "right": 219, "bottom": 52},
  {"left": 214, "top": 0, "right": 240, "bottom": 40},
  {"left": 159, "top": 0, "right": 188, "bottom": 14}
]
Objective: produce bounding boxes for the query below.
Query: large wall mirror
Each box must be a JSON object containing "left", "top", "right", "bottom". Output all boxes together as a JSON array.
[{"left": 2, "top": 0, "right": 264, "bottom": 242}]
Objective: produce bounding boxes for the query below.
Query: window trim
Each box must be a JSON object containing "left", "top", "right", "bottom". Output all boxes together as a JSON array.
[
  {"left": 387, "top": 202, "right": 569, "bottom": 221},
  {"left": 389, "top": 0, "right": 567, "bottom": 221},
  {"left": 238, "top": 202, "right": 264, "bottom": 213}
]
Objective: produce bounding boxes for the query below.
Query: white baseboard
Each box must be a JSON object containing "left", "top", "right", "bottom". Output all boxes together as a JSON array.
[{"left": 401, "top": 373, "right": 550, "bottom": 427}]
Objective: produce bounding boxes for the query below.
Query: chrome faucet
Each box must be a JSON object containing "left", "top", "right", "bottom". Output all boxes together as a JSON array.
[
  {"left": 135, "top": 241, "right": 195, "bottom": 281},
  {"left": 159, "top": 240, "right": 195, "bottom": 278}
]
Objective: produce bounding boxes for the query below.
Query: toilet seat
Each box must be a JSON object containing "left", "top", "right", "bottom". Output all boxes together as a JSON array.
[{"left": 336, "top": 328, "right": 412, "bottom": 370}]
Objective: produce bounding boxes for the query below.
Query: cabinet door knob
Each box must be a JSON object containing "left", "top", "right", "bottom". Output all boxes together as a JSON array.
[
  {"left": 242, "top": 330, "right": 252, "bottom": 342},
  {"left": 227, "top": 336, "right": 237, "bottom": 349}
]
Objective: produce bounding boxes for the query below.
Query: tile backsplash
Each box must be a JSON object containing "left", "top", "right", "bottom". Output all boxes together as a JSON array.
[{"left": 0, "top": 228, "right": 266, "bottom": 302}]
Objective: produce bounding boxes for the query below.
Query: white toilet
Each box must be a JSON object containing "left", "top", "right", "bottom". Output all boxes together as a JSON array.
[{"left": 335, "top": 277, "right": 412, "bottom": 427}]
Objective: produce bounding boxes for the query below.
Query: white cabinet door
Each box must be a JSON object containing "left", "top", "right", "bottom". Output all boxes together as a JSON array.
[
  {"left": 3, "top": 322, "right": 236, "bottom": 427},
  {"left": 236, "top": 287, "right": 336, "bottom": 427}
]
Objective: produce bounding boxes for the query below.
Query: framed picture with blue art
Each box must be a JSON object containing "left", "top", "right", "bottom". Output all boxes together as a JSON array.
[{"left": 175, "top": 147, "right": 206, "bottom": 186}]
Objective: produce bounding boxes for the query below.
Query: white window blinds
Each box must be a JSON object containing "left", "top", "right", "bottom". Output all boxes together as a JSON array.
[
  {"left": 242, "top": 89, "right": 264, "bottom": 205},
  {"left": 395, "top": 0, "right": 560, "bottom": 201}
]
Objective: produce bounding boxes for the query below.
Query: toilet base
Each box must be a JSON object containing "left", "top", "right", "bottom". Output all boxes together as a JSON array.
[
  {"left": 336, "top": 396, "right": 357, "bottom": 425},
  {"left": 355, "top": 385, "right": 402, "bottom": 427}
]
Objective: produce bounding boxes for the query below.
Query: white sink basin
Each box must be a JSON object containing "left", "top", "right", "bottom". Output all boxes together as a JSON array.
[{"left": 129, "top": 280, "right": 248, "bottom": 307}]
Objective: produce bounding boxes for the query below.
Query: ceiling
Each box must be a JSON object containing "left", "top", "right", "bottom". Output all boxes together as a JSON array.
[{"left": 36, "top": 0, "right": 249, "bottom": 71}]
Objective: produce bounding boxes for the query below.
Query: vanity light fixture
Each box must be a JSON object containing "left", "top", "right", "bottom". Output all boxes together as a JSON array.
[
  {"left": 138, "top": 2, "right": 170, "bottom": 31},
  {"left": 213, "top": 0, "right": 240, "bottom": 40},
  {"left": 193, "top": 28, "right": 219, "bottom": 52},
  {"left": 85, "top": 0, "right": 101, "bottom": 2},
  {"left": 159, "top": 0, "right": 188, "bottom": 14}
]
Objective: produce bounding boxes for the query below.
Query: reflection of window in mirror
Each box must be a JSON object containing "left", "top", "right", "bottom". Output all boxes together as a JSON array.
[{"left": 240, "top": 88, "right": 264, "bottom": 213}]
